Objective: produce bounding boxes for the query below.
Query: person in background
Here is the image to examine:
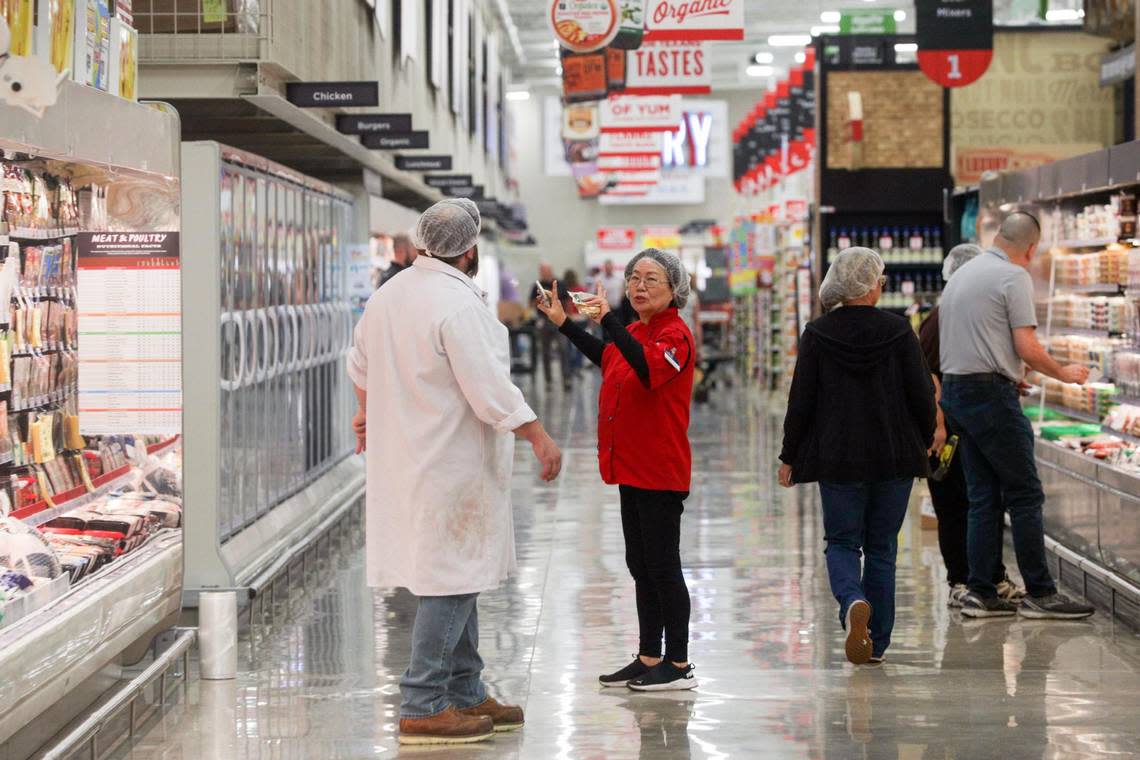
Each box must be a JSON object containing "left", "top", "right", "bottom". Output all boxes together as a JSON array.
[
  {"left": 600, "top": 259, "right": 633, "bottom": 324},
  {"left": 919, "top": 244, "right": 1024, "bottom": 608},
  {"left": 379, "top": 233, "right": 417, "bottom": 288},
  {"left": 939, "top": 212, "right": 1095, "bottom": 620},
  {"left": 537, "top": 249, "right": 698, "bottom": 692},
  {"left": 779, "top": 248, "right": 936, "bottom": 666},
  {"left": 531, "top": 262, "right": 573, "bottom": 390},
  {"left": 677, "top": 272, "right": 701, "bottom": 361},
  {"left": 562, "top": 269, "right": 588, "bottom": 376},
  {"left": 348, "top": 198, "right": 562, "bottom": 745}
]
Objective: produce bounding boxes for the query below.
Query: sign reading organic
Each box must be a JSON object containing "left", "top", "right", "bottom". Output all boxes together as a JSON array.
[
  {"left": 916, "top": 0, "right": 993, "bottom": 88},
  {"left": 626, "top": 40, "right": 711, "bottom": 95},
  {"left": 550, "top": 0, "right": 620, "bottom": 53},
  {"left": 362, "top": 131, "right": 430, "bottom": 149},
  {"left": 285, "top": 81, "right": 379, "bottom": 107},
  {"left": 600, "top": 94, "right": 682, "bottom": 132},
  {"left": 643, "top": 0, "right": 744, "bottom": 41}
]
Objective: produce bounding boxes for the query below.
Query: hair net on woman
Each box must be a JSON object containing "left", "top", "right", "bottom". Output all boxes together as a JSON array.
[
  {"left": 624, "top": 247, "right": 691, "bottom": 309},
  {"left": 942, "top": 243, "right": 984, "bottom": 281},
  {"left": 415, "top": 198, "right": 481, "bottom": 258},
  {"left": 819, "top": 247, "right": 884, "bottom": 312}
]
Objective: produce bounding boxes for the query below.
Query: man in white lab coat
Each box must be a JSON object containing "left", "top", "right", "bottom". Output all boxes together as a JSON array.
[{"left": 347, "top": 198, "right": 562, "bottom": 746}]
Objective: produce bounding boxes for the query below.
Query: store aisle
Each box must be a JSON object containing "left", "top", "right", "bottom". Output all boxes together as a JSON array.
[{"left": 115, "top": 380, "right": 1140, "bottom": 759}]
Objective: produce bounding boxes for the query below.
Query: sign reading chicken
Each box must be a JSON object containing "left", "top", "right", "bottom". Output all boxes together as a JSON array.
[
  {"left": 626, "top": 41, "right": 711, "bottom": 95},
  {"left": 643, "top": 0, "right": 745, "bottom": 42},
  {"left": 550, "top": 0, "right": 621, "bottom": 53}
]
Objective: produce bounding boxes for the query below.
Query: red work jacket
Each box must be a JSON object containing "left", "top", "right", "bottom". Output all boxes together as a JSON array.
[{"left": 598, "top": 308, "right": 695, "bottom": 492}]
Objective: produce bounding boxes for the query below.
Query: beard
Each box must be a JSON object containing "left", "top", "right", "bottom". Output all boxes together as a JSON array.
[{"left": 465, "top": 248, "right": 480, "bottom": 278}]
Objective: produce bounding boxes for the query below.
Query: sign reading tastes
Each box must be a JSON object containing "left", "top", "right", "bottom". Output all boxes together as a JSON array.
[
  {"left": 643, "top": 0, "right": 744, "bottom": 42},
  {"left": 915, "top": 0, "right": 994, "bottom": 88},
  {"left": 626, "top": 41, "right": 711, "bottom": 95}
]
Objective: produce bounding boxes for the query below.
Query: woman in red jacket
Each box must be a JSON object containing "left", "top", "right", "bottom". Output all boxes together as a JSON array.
[{"left": 537, "top": 248, "right": 697, "bottom": 692}]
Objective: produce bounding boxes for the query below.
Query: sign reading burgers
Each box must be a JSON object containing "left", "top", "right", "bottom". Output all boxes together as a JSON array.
[{"left": 550, "top": 0, "right": 621, "bottom": 54}]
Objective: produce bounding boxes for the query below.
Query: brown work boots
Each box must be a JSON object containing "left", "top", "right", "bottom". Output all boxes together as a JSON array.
[{"left": 398, "top": 698, "right": 524, "bottom": 745}]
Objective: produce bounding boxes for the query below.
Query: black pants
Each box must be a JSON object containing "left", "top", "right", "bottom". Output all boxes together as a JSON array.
[
  {"left": 620, "top": 485, "right": 691, "bottom": 662},
  {"left": 927, "top": 441, "right": 1006, "bottom": 588}
]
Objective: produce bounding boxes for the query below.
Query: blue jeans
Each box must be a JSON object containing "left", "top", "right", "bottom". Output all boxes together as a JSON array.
[
  {"left": 819, "top": 478, "right": 913, "bottom": 658},
  {"left": 400, "top": 593, "right": 487, "bottom": 718},
  {"left": 940, "top": 380, "right": 1056, "bottom": 599}
]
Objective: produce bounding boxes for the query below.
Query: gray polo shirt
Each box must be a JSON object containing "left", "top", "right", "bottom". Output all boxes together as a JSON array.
[{"left": 939, "top": 247, "right": 1037, "bottom": 382}]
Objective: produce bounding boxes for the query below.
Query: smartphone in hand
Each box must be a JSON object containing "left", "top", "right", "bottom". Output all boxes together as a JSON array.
[{"left": 535, "top": 281, "right": 552, "bottom": 307}]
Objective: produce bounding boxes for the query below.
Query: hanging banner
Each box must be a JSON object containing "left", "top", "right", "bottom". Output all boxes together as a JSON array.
[
  {"left": 626, "top": 40, "right": 711, "bottom": 95},
  {"left": 599, "top": 154, "right": 662, "bottom": 171},
  {"left": 599, "top": 130, "right": 664, "bottom": 156},
  {"left": 600, "top": 94, "right": 682, "bottom": 132},
  {"left": 550, "top": 0, "right": 620, "bottom": 53},
  {"left": 561, "top": 51, "right": 609, "bottom": 102},
  {"left": 597, "top": 226, "right": 638, "bottom": 249},
  {"left": 604, "top": 168, "right": 662, "bottom": 184},
  {"left": 643, "top": 0, "right": 745, "bottom": 42},
  {"left": 840, "top": 9, "right": 897, "bottom": 34},
  {"left": 916, "top": 0, "right": 994, "bottom": 88},
  {"left": 600, "top": 173, "right": 704, "bottom": 204}
]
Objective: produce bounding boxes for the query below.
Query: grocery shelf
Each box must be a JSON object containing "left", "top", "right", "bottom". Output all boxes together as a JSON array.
[
  {"left": 1053, "top": 237, "right": 1122, "bottom": 249},
  {"left": 1042, "top": 403, "right": 1103, "bottom": 425},
  {"left": 146, "top": 436, "right": 182, "bottom": 457},
  {"left": 10, "top": 464, "right": 136, "bottom": 527},
  {"left": 1050, "top": 327, "right": 1122, "bottom": 339},
  {"left": 1054, "top": 283, "right": 1125, "bottom": 294}
]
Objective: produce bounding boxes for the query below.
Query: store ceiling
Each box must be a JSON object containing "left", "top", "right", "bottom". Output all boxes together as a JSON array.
[{"left": 503, "top": 0, "right": 918, "bottom": 90}]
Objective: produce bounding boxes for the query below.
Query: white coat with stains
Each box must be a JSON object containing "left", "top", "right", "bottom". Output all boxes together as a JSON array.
[{"left": 347, "top": 255, "right": 536, "bottom": 596}]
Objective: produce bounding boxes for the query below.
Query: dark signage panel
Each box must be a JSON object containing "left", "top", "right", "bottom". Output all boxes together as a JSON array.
[
  {"left": 362, "top": 131, "right": 431, "bottom": 150},
  {"left": 395, "top": 155, "right": 453, "bottom": 171},
  {"left": 336, "top": 114, "right": 414, "bottom": 134},
  {"left": 424, "top": 175, "right": 475, "bottom": 188},
  {"left": 915, "top": 0, "right": 993, "bottom": 87},
  {"left": 285, "top": 81, "right": 379, "bottom": 108},
  {"left": 444, "top": 185, "right": 485, "bottom": 198}
]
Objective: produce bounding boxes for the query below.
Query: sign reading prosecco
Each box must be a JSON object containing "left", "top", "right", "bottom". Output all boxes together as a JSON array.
[{"left": 916, "top": 0, "right": 994, "bottom": 88}]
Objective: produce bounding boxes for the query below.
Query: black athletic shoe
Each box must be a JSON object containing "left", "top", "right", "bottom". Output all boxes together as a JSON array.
[
  {"left": 599, "top": 656, "right": 651, "bottom": 687},
  {"left": 627, "top": 662, "right": 698, "bottom": 692},
  {"left": 1019, "top": 593, "right": 1095, "bottom": 620},
  {"left": 960, "top": 591, "right": 1017, "bottom": 619}
]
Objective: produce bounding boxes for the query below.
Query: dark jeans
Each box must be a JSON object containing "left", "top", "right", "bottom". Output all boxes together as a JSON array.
[
  {"left": 537, "top": 319, "right": 569, "bottom": 385},
  {"left": 927, "top": 432, "right": 1006, "bottom": 587},
  {"left": 940, "top": 379, "right": 1056, "bottom": 599},
  {"left": 620, "top": 485, "right": 691, "bottom": 663},
  {"left": 819, "top": 478, "right": 913, "bottom": 658}
]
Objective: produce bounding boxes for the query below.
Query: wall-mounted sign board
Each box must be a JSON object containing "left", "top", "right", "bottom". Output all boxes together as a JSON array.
[
  {"left": 396, "top": 155, "right": 453, "bottom": 171},
  {"left": 444, "top": 185, "right": 485, "bottom": 198},
  {"left": 424, "top": 175, "right": 475, "bottom": 188},
  {"left": 362, "top": 132, "right": 430, "bottom": 149},
  {"left": 336, "top": 114, "right": 413, "bottom": 134},
  {"left": 285, "top": 81, "right": 379, "bottom": 107}
]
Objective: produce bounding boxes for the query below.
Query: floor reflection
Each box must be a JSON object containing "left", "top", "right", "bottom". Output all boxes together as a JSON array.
[{"left": 111, "top": 380, "right": 1140, "bottom": 759}]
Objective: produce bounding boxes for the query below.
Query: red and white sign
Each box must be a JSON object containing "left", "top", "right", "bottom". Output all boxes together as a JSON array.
[
  {"left": 606, "top": 184, "right": 653, "bottom": 197},
  {"left": 600, "top": 94, "right": 682, "bottom": 133},
  {"left": 604, "top": 168, "right": 662, "bottom": 184},
  {"left": 599, "top": 154, "right": 662, "bottom": 172},
  {"left": 626, "top": 41, "right": 711, "bottom": 95},
  {"left": 599, "top": 130, "right": 664, "bottom": 157},
  {"left": 550, "top": 0, "right": 620, "bottom": 53},
  {"left": 644, "top": 0, "right": 744, "bottom": 42},
  {"left": 596, "top": 226, "right": 638, "bottom": 249}
]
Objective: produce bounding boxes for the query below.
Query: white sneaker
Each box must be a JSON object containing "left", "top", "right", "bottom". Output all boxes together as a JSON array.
[
  {"left": 948, "top": 584, "right": 969, "bottom": 608},
  {"left": 996, "top": 578, "right": 1026, "bottom": 604}
]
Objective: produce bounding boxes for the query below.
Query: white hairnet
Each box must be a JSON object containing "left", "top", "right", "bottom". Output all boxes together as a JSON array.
[
  {"left": 943, "top": 243, "right": 984, "bottom": 281},
  {"left": 415, "top": 198, "right": 481, "bottom": 258},
  {"left": 624, "top": 248, "right": 691, "bottom": 309},
  {"left": 819, "top": 247, "right": 884, "bottom": 312}
]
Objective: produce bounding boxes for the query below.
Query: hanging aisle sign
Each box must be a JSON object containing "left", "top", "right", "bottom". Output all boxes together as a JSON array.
[
  {"left": 336, "top": 114, "right": 414, "bottom": 134},
  {"left": 424, "top": 175, "right": 475, "bottom": 188},
  {"left": 396, "top": 155, "right": 453, "bottom": 171},
  {"left": 550, "top": 0, "right": 620, "bottom": 53},
  {"left": 600, "top": 94, "right": 682, "bottom": 132},
  {"left": 599, "top": 130, "right": 664, "bottom": 156},
  {"left": 285, "top": 81, "right": 380, "bottom": 107},
  {"left": 643, "top": 0, "right": 744, "bottom": 42},
  {"left": 626, "top": 41, "right": 711, "bottom": 95},
  {"left": 362, "top": 132, "right": 430, "bottom": 149},
  {"left": 916, "top": 0, "right": 993, "bottom": 88}
]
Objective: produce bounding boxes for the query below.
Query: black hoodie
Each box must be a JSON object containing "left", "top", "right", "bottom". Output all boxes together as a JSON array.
[{"left": 780, "top": 306, "right": 936, "bottom": 484}]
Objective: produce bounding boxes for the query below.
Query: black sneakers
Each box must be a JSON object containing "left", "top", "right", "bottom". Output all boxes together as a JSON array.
[
  {"left": 599, "top": 656, "right": 651, "bottom": 687},
  {"left": 627, "top": 662, "right": 698, "bottom": 692},
  {"left": 1019, "top": 593, "right": 1095, "bottom": 620},
  {"left": 961, "top": 591, "right": 1018, "bottom": 618}
]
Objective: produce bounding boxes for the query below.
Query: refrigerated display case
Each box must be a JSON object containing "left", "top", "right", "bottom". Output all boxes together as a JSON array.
[
  {"left": 0, "top": 82, "right": 184, "bottom": 756},
  {"left": 180, "top": 143, "right": 363, "bottom": 607}
]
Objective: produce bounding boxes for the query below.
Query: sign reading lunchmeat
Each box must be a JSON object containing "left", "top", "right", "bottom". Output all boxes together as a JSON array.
[
  {"left": 916, "top": 0, "right": 993, "bottom": 88},
  {"left": 644, "top": 0, "right": 744, "bottom": 42},
  {"left": 550, "top": 0, "right": 621, "bottom": 53}
]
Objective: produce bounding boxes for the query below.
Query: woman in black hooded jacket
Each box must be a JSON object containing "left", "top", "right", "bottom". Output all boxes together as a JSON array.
[{"left": 779, "top": 247, "right": 936, "bottom": 666}]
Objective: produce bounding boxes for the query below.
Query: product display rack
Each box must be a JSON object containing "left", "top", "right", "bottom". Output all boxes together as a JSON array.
[
  {"left": 0, "top": 83, "right": 185, "bottom": 756},
  {"left": 181, "top": 142, "right": 363, "bottom": 609},
  {"left": 979, "top": 144, "right": 1140, "bottom": 626}
]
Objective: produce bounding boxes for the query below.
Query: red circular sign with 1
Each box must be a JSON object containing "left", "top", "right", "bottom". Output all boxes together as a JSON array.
[{"left": 915, "top": 0, "right": 993, "bottom": 88}]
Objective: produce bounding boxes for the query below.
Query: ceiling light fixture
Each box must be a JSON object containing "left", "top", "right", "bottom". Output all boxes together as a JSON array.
[
  {"left": 746, "top": 65, "right": 775, "bottom": 77},
  {"left": 894, "top": 9, "right": 906, "bottom": 21},
  {"left": 1045, "top": 8, "right": 1084, "bottom": 21},
  {"left": 769, "top": 34, "right": 813, "bottom": 46},
  {"left": 820, "top": 11, "right": 841, "bottom": 22},
  {"left": 810, "top": 24, "right": 840, "bottom": 35},
  {"left": 506, "top": 90, "right": 531, "bottom": 101},
  {"left": 754, "top": 51, "right": 775, "bottom": 64}
]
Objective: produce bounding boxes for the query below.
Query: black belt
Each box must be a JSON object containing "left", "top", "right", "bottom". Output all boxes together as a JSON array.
[{"left": 943, "top": 372, "right": 1015, "bottom": 385}]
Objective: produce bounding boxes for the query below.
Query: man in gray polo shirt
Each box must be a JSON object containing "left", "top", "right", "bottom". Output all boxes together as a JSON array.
[{"left": 939, "top": 211, "right": 1094, "bottom": 620}]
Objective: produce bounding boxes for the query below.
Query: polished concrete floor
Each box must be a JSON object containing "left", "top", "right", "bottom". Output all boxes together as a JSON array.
[{"left": 114, "top": 376, "right": 1140, "bottom": 759}]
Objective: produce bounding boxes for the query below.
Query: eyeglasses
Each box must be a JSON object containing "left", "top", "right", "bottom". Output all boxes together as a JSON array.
[{"left": 627, "top": 275, "right": 667, "bottom": 289}]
